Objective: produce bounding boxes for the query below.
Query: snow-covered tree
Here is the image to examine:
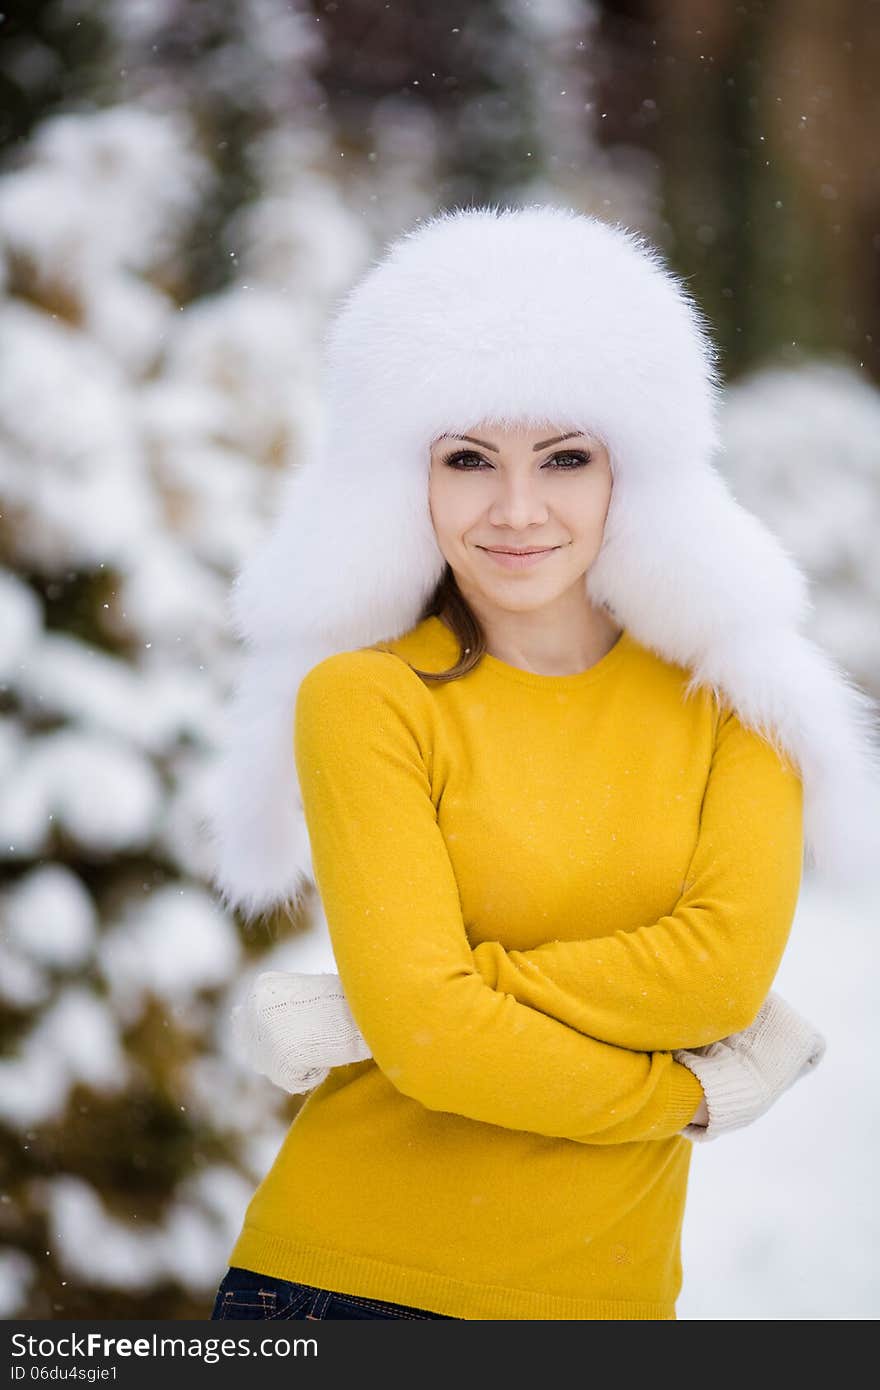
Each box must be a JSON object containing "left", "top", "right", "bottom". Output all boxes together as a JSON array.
[
  {"left": 720, "top": 360, "right": 880, "bottom": 690},
  {"left": 0, "top": 95, "right": 374, "bottom": 1316}
]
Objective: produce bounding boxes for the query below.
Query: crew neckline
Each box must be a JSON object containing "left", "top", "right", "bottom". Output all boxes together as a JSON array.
[{"left": 425, "top": 616, "right": 633, "bottom": 691}]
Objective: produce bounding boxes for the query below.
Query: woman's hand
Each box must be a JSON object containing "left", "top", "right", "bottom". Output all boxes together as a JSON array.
[
  {"left": 230, "top": 970, "right": 372, "bottom": 1094},
  {"left": 673, "top": 991, "right": 826, "bottom": 1142}
]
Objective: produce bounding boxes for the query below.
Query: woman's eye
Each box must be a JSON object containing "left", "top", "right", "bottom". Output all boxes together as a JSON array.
[
  {"left": 442, "top": 450, "right": 591, "bottom": 470},
  {"left": 443, "top": 451, "right": 488, "bottom": 469},
  {"left": 550, "top": 451, "right": 592, "bottom": 469}
]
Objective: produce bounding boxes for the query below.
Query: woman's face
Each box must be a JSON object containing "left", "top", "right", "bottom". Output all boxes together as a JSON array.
[{"left": 428, "top": 419, "right": 614, "bottom": 617}]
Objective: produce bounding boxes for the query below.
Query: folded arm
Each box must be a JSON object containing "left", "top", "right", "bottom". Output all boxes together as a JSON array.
[
  {"left": 293, "top": 650, "right": 705, "bottom": 1147},
  {"left": 469, "top": 706, "right": 805, "bottom": 1051}
]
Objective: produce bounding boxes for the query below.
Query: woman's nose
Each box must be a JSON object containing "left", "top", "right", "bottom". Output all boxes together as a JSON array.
[{"left": 488, "top": 478, "right": 550, "bottom": 528}]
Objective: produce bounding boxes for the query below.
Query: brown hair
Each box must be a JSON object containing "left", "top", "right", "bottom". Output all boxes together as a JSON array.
[{"left": 373, "top": 563, "right": 486, "bottom": 685}]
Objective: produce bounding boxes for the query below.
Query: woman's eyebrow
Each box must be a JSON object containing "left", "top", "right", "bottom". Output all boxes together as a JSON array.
[
  {"left": 531, "top": 432, "right": 584, "bottom": 451},
  {"left": 435, "top": 431, "right": 585, "bottom": 452}
]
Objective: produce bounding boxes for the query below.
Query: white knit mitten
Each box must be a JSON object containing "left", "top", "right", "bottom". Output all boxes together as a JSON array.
[
  {"left": 673, "top": 990, "right": 826, "bottom": 1143},
  {"left": 230, "top": 970, "right": 372, "bottom": 1094}
]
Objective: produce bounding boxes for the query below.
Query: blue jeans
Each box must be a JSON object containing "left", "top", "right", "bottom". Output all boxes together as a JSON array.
[{"left": 210, "top": 1265, "right": 460, "bottom": 1320}]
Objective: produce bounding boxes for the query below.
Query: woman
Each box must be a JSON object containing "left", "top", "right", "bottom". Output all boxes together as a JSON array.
[{"left": 205, "top": 206, "right": 878, "bottom": 1321}]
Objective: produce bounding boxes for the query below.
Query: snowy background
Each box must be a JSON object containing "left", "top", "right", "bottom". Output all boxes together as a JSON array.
[{"left": 0, "top": 0, "right": 878, "bottom": 1320}]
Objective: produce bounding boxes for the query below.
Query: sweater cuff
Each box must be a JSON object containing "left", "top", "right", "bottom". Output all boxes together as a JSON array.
[{"left": 665, "top": 1058, "right": 708, "bottom": 1135}]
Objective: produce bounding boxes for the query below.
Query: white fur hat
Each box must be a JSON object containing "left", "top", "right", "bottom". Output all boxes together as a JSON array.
[{"left": 204, "top": 203, "right": 880, "bottom": 931}]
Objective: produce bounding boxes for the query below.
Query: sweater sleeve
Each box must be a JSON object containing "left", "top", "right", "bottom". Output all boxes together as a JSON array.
[
  {"left": 469, "top": 705, "right": 804, "bottom": 1051},
  {"left": 293, "top": 650, "right": 705, "bottom": 1146}
]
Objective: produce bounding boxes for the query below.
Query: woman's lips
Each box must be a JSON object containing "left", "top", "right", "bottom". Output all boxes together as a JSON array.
[{"left": 478, "top": 546, "right": 560, "bottom": 570}]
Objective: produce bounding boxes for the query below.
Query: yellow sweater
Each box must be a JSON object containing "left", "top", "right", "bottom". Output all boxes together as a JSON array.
[{"left": 228, "top": 615, "right": 804, "bottom": 1320}]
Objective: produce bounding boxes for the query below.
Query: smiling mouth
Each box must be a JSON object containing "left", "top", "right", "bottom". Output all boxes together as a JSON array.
[
  {"left": 477, "top": 545, "right": 561, "bottom": 570},
  {"left": 479, "top": 546, "right": 559, "bottom": 555}
]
